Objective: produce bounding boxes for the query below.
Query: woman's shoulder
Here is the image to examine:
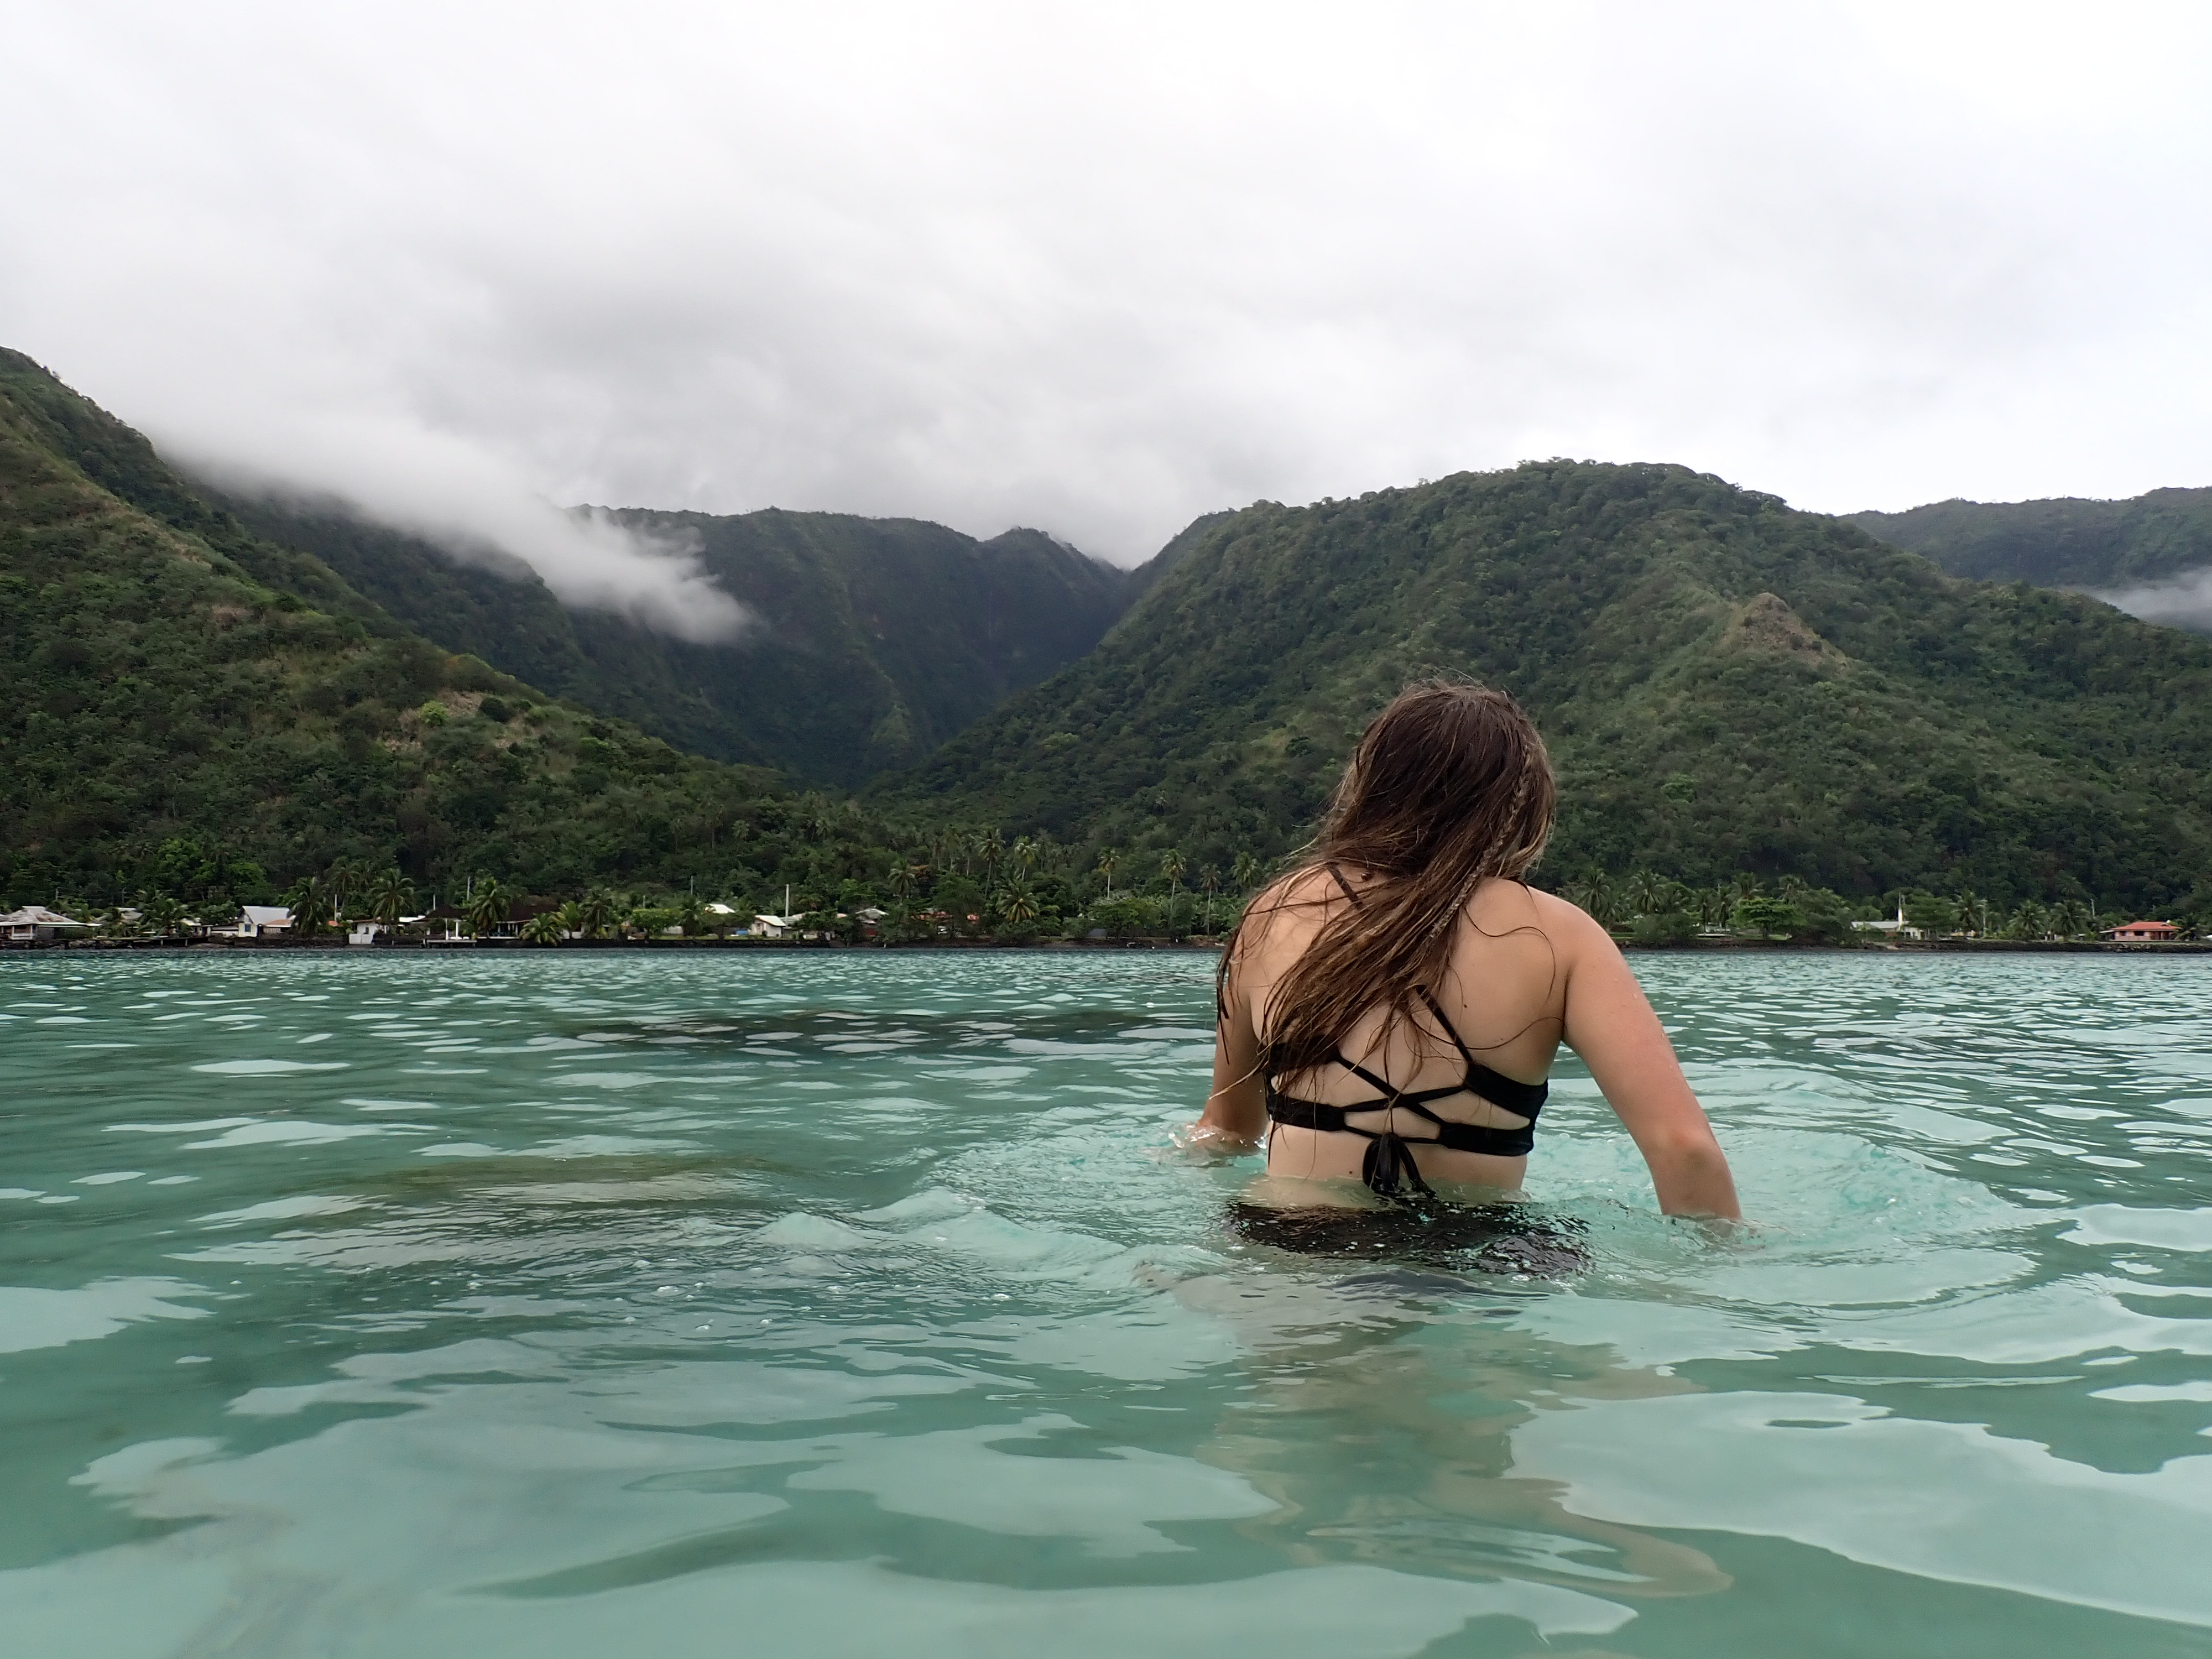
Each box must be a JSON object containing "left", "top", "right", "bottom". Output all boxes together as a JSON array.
[{"left": 1469, "top": 880, "right": 1611, "bottom": 950}]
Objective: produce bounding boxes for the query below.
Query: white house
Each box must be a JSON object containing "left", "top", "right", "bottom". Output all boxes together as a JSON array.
[
  {"left": 236, "top": 905, "right": 294, "bottom": 938},
  {"left": 749, "top": 913, "right": 799, "bottom": 939},
  {"left": 0, "top": 905, "right": 91, "bottom": 943}
]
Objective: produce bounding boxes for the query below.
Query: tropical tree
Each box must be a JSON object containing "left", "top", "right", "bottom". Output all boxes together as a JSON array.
[
  {"left": 1198, "top": 864, "right": 1222, "bottom": 933},
  {"left": 1159, "top": 847, "right": 1187, "bottom": 933},
  {"left": 324, "top": 858, "right": 365, "bottom": 922},
  {"left": 978, "top": 826, "right": 1005, "bottom": 894},
  {"left": 1233, "top": 851, "right": 1261, "bottom": 893},
  {"left": 1012, "top": 836, "right": 1039, "bottom": 878},
  {"left": 363, "top": 868, "right": 415, "bottom": 929},
  {"left": 465, "top": 876, "right": 510, "bottom": 938},
  {"left": 555, "top": 900, "right": 585, "bottom": 938},
  {"left": 1731, "top": 895, "right": 1803, "bottom": 938},
  {"left": 577, "top": 888, "right": 615, "bottom": 940},
  {"left": 135, "top": 890, "right": 187, "bottom": 939},
  {"left": 2052, "top": 897, "right": 2091, "bottom": 940},
  {"left": 675, "top": 893, "right": 707, "bottom": 937},
  {"left": 2004, "top": 900, "right": 2051, "bottom": 941},
  {"left": 521, "top": 910, "right": 566, "bottom": 946},
  {"left": 999, "top": 882, "right": 1040, "bottom": 926},
  {"left": 1097, "top": 847, "right": 1121, "bottom": 899},
  {"left": 284, "top": 875, "right": 333, "bottom": 937},
  {"left": 1624, "top": 869, "right": 1666, "bottom": 917}
]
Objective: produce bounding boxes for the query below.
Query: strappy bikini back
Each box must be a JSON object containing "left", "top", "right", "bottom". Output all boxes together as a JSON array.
[{"left": 1262, "top": 863, "right": 1548, "bottom": 1201}]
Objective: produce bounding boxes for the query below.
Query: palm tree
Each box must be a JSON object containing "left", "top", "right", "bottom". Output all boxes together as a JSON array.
[
  {"left": 1233, "top": 851, "right": 1261, "bottom": 893},
  {"left": 363, "top": 869, "right": 414, "bottom": 930},
  {"left": 1097, "top": 847, "right": 1120, "bottom": 899},
  {"left": 675, "top": 893, "right": 707, "bottom": 937},
  {"left": 284, "top": 875, "right": 333, "bottom": 937},
  {"left": 1624, "top": 869, "right": 1666, "bottom": 917},
  {"left": 520, "top": 911, "right": 565, "bottom": 946},
  {"left": 465, "top": 876, "right": 510, "bottom": 939},
  {"left": 999, "top": 882, "right": 1040, "bottom": 926},
  {"left": 325, "top": 858, "right": 365, "bottom": 922},
  {"left": 555, "top": 900, "right": 585, "bottom": 939},
  {"left": 1158, "top": 847, "right": 1188, "bottom": 935},
  {"left": 1729, "top": 872, "right": 1762, "bottom": 905},
  {"left": 1012, "top": 836, "right": 1039, "bottom": 878},
  {"left": 1776, "top": 873, "right": 1809, "bottom": 901},
  {"left": 1198, "top": 864, "right": 1222, "bottom": 933},
  {"left": 577, "top": 889, "right": 614, "bottom": 940},
  {"left": 2053, "top": 897, "right": 2091, "bottom": 940},
  {"left": 136, "top": 890, "right": 186, "bottom": 940},
  {"left": 978, "top": 826, "right": 1005, "bottom": 894}
]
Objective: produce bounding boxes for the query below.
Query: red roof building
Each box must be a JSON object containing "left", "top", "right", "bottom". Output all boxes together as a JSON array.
[{"left": 2103, "top": 920, "right": 2181, "bottom": 942}]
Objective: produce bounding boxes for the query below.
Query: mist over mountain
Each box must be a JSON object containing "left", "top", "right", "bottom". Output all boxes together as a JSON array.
[
  {"left": 0, "top": 349, "right": 909, "bottom": 907},
  {"left": 212, "top": 492, "right": 1139, "bottom": 787},
  {"left": 1850, "top": 488, "right": 2212, "bottom": 633},
  {"left": 885, "top": 463, "right": 2212, "bottom": 914}
]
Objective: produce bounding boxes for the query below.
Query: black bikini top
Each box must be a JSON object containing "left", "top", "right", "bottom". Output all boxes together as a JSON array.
[{"left": 1264, "top": 864, "right": 1548, "bottom": 1201}]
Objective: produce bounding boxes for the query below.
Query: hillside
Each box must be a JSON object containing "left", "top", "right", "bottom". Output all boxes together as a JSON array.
[
  {"left": 887, "top": 462, "right": 2212, "bottom": 914},
  {"left": 0, "top": 349, "right": 910, "bottom": 910},
  {"left": 1850, "top": 488, "right": 2212, "bottom": 594},
  {"left": 213, "top": 492, "right": 1135, "bottom": 786}
]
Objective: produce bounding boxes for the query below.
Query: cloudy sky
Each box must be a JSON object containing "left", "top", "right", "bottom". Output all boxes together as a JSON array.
[{"left": 8, "top": 2, "right": 2211, "bottom": 619}]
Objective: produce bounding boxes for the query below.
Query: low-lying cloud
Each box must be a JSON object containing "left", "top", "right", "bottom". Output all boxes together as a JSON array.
[
  {"left": 7, "top": 1, "right": 2212, "bottom": 607},
  {"left": 2093, "top": 571, "right": 2212, "bottom": 637},
  {"left": 191, "top": 418, "right": 752, "bottom": 642}
]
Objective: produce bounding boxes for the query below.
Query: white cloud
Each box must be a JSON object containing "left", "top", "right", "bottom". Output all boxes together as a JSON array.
[{"left": 4, "top": 0, "right": 2211, "bottom": 580}]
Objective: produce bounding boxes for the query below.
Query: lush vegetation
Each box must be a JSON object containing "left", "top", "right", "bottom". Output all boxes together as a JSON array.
[
  {"left": 884, "top": 461, "right": 2212, "bottom": 918},
  {"left": 215, "top": 491, "right": 1140, "bottom": 786},
  {"left": 0, "top": 349, "right": 912, "bottom": 909},
  {"left": 1850, "top": 487, "right": 2212, "bottom": 594}
]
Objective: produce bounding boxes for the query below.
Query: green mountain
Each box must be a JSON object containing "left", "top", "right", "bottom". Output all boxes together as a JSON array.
[
  {"left": 0, "top": 348, "right": 912, "bottom": 911},
  {"left": 212, "top": 492, "right": 1135, "bottom": 787},
  {"left": 1849, "top": 487, "right": 2212, "bottom": 593},
  {"left": 886, "top": 461, "right": 2212, "bottom": 914}
]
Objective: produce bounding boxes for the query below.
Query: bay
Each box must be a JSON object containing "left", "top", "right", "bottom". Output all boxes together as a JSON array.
[{"left": 2, "top": 950, "right": 2208, "bottom": 1657}]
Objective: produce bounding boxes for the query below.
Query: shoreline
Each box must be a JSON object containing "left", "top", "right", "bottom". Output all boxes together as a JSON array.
[{"left": 9, "top": 936, "right": 2210, "bottom": 956}]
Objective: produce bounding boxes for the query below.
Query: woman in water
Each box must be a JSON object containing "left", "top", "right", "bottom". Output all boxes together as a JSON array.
[{"left": 1187, "top": 679, "right": 1739, "bottom": 1225}]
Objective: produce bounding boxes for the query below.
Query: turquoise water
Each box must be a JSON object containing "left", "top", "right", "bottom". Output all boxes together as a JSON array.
[{"left": 2, "top": 950, "right": 2209, "bottom": 1658}]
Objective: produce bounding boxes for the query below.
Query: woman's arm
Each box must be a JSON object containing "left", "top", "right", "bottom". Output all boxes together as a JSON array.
[
  {"left": 1552, "top": 902, "right": 1741, "bottom": 1219},
  {"left": 1182, "top": 956, "right": 1269, "bottom": 1155}
]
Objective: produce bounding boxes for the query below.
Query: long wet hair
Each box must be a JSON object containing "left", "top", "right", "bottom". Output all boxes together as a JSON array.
[{"left": 1219, "top": 679, "right": 1556, "bottom": 1084}]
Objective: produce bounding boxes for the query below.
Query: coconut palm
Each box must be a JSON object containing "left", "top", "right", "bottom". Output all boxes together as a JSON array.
[
  {"left": 465, "top": 877, "right": 510, "bottom": 938},
  {"left": 999, "top": 882, "right": 1040, "bottom": 926},
  {"left": 363, "top": 869, "right": 415, "bottom": 929},
  {"left": 2052, "top": 897, "right": 2091, "bottom": 939},
  {"left": 978, "top": 826, "right": 1005, "bottom": 894},
  {"left": 283, "top": 875, "right": 333, "bottom": 937},
  {"left": 1097, "top": 847, "right": 1120, "bottom": 899},
  {"left": 1012, "top": 836, "right": 1039, "bottom": 878},
  {"left": 520, "top": 911, "right": 565, "bottom": 946},
  {"left": 1233, "top": 851, "right": 1261, "bottom": 893},
  {"left": 577, "top": 889, "right": 614, "bottom": 940},
  {"left": 1624, "top": 869, "right": 1666, "bottom": 917},
  {"left": 324, "top": 858, "right": 365, "bottom": 923},
  {"left": 675, "top": 893, "right": 707, "bottom": 937},
  {"left": 1159, "top": 847, "right": 1188, "bottom": 935},
  {"left": 136, "top": 891, "right": 187, "bottom": 940}
]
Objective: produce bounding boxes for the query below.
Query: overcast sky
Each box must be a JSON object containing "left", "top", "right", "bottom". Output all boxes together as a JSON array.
[{"left": 8, "top": 2, "right": 2212, "bottom": 620}]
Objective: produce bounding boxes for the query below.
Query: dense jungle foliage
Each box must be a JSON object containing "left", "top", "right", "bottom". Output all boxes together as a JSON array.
[
  {"left": 0, "top": 349, "right": 933, "bottom": 911},
  {"left": 1850, "top": 487, "right": 2212, "bottom": 594},
  {"left": 216, "top": 491, "right": 1138, "bottom": 786},
  {"left": 886, "top": 461, "right": 2212, "bottom": 917}
]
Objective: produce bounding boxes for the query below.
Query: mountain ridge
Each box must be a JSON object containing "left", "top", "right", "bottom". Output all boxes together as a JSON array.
[
  {"left": 881, "top": 460, "right": 2212, "bottom": 914},
  {"left": 212, "top": 490, "right": 1143, "bottom": 786}
]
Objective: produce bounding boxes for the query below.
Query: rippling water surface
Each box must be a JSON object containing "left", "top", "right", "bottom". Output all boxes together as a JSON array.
[{"left": 4, "top": 948, "right": 2210, "bottom": 1657}]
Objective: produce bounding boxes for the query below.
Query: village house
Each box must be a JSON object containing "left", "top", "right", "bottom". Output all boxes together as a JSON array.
[
  {"left": 2102, "top": 920, "right": 2182, "bottom": 942},
  {"left": 0, "top": 905, "right": 92, "bottom": 943}
]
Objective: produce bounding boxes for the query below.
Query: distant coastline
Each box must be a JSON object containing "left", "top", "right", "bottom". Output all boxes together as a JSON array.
[{"left": 12, "top": 935, "right": 2212, "bottom": 956}]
